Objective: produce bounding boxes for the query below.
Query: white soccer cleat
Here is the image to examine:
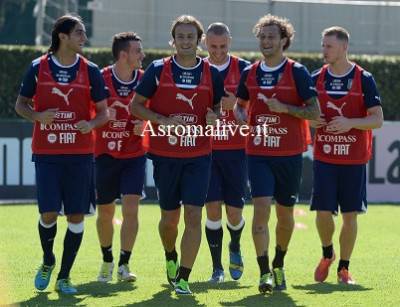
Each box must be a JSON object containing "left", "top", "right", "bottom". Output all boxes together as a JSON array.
[
  {"left": 117, "top": 264, "right": 137, "bottom": 282},
  {"left": 97, "top": 262, "right": 114, "bottom": 282}
]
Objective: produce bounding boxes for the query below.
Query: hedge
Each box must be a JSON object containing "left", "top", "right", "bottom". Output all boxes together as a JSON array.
[{"left": 1, "top": 45, "right": 399, "bottom": 120}]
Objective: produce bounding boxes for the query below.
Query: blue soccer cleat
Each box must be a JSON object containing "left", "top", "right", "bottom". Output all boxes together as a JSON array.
[
  {"left": 34, "top": 264, "right": 55, "bottom": 291},
  {"left": 229, "top": 247, "right": 244, "bottom": 280},
  {"left": 209, "top": 268, "right": 225, "bottom": 283}
]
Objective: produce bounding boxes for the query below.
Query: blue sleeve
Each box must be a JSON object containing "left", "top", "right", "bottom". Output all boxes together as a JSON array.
[
  {"left": 134, "top": 62, "right": 162, "bottom": 99},
  {"left": 210, "top": 66, "right": 225, "bottom": 106},
  {"left": 19, "top": 62, "right": 39, "bottom": 98},
  {"left": 361, "top": 71, "right": 381, "bottom": 108},
  {"left": 311, "top": 68, "right": 321, "bottom": 87},
  {"left": 292, "top": 64, "right": 317, "bottom": 101},
  {"left": 238, "top": 59, "right": 251, "bottom": 73},
  {"left": 88, "top": 64, "right": 108, "bottom": 102},
  {"left": 236, "top": 69, "right": 250, "bottom": 100}
]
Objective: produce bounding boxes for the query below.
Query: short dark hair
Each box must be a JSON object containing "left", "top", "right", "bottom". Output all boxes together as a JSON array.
[
  {"left": 253, "top": 14, "right": 295, "bottom": 51},
  {"left": 48, "top": 14, "right": 83, "bottom": 53},
  {"left": 322, "top": 26, "right": 350, "bottom": 42},
  {"left": 206, "top": 22, "right": 231, "bottom": 36},
  {"left": 171, "top": 15, "right": 204, "bottom": 42},
  {"left": 112, "top": 32, "right": 141, "bottom": 61}
]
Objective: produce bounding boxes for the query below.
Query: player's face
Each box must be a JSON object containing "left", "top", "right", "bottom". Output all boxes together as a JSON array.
[
  {"left": 322, "top": 35, "right": 346, "bottom": 64},
  {"left": 173, "top": 24, "right": 199, "bottom": 57},
  {"left": 205, "top": 33, "right": 231, "bottom": 65},
  {"left": 258, "top": 25, "right": 286, "bottom": 58},
  {"left": 126, "top": 41, "right": 145, "bottom": 70},
  {"left": 66, "top": 23, "right": 87, "bottom": 54}
]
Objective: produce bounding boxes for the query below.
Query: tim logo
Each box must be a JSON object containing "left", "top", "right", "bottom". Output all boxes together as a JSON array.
[
  {"left": 54, "top": 111, "right": 75, "bottom": 122},
  {"left": 327, "top": 101, "right": 346, "bottom": 116},
  {"left": 52, "top": 87, "right": 73, "bottom": 106},
  {"left": 170, "top": 113, "right": 197, "bottom": 124},
  {"left": 256, "top": 114, "right": 280, "bottom": 125},
  {"left": 109, "top": 100, "right": 130, "bottom": 120},
  {"left": 176, "top": 93, "right": 197, "bottom": 110},
  {"left": 109, "top": 120, "right": 128, "bottom": 130}
]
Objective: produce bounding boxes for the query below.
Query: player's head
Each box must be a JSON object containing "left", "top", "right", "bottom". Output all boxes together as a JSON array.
[
  {"left": 170, "top": 15, "right": 204, "bottom": 56},
  {"left": 253, "top": 14, "right": 295, "bottom": 57},
  {"left": 48, "top": 14, "right": 86, "bottom": 54},
  {"left": 321, "top": 26, "right": 350, "bottom": 64},
  {"left": 204, "top": 22, "right": 232, "bottom": 65},
  {"left": 112, "top": 32, "right": 144, "bottom": 70}
]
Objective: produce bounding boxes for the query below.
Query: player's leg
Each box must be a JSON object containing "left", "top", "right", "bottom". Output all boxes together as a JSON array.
[
  {"left": 311, "top": 160, "right": 339, "bottom": 282},
  {"left": 55, "top": 159, "right": 93, "bottom": 294},
  {"left": 272, "top": 154, "right": 303, "bottom": 290},
  {"left": 34, "top": 161, "right": 62, "bottom": 291},
  {"left": 222, "top": 153, "right": 247, "bottom": 281},
  {"left": 205, "top": 157, "right": 224, "bottom": 282},
  {"left": 95, "top": 154, "right": 121, "bottom": 282},
  {"left": 151, "top": 155, "right": 181, "bottom": 286},
  {"left": 248, "top": 155, "right": 274, "bottom": 294},
  {"left": 337, "top": 163, "right": 366, "bottom": 284},
  {"left": 117, "top": 156, "right": 145, "bottom": 282},
  {"left": 175, "top": 155, "right": 211, "bottom": 294}
]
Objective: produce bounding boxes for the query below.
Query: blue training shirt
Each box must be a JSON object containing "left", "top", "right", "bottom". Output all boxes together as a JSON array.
[
  {"left": 236, "top": 58, "right": 316, "bottom": 101},
  {"left": 104, "top": 65, "right": 141, "bottom": 98},
  {"left": 311, "top": 64, "right": 381, "bottom": 109},
  {"left": 135, "top": 56, "right": 224, "bottom": 106},
  {"left": 20, "top": 54, "right": 108, "bottom": 102}
]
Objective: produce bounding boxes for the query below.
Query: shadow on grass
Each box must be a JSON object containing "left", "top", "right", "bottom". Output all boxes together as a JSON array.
[
  {"left": 292, "top": 282, "right": 372, "bottom": 294},
  {"left": 15, "top": 281, "right": 136, "bottom": 306},
  {"left": 124, "top": 281, "right": 251, "bottom": 306},
  {"left": 220, "top": 291, "right": 304, "bottom": 307}
]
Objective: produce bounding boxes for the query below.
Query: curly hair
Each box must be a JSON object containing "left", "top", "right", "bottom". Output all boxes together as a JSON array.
[{"left": 253, "top": 14, "right": 295, "bottom": 51}]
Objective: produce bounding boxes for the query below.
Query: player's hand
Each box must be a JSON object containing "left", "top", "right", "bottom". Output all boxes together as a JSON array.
[
  {"left": 221, "top": 91, "right": 236, "bottom": 111},
  {"left": 206, "top": 107, "right": 218, "bottom": 126},
  {"left": 132, "top": 120, "right": 143, "bottom": 136},
  {"left": 76, "top": 120, "right": 94, "bottom": 134},
  {"left": 158, "top": 115, "right": 186, "bottom": 126},
  {"left": 326, "top": 116, "right": 353, "bottom": 134},
  {"left": 265, "top": 97, "right": 288, "bottom": 113},
  {"left": 309, "top": 116, "right": 327, "bottom": 129},
  {"left": 233, "top": 103, "right": 247, "bottom": 125},
  {"left": 35, "top": 108, "right": 59, "bottom": 124}
]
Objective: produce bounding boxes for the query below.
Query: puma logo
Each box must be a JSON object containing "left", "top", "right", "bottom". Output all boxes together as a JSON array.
[
  {"left": 110, "top": 100, "right": 130, "bottom": 114},
  {"left": 327, "top": 101, "right": 346, "bottom": 116},
  {"left": 51, "top": 87, "right": 73, "bottom": 106},
  {"left": 176, "top": 93, "right": 197, "bottom": 110}
]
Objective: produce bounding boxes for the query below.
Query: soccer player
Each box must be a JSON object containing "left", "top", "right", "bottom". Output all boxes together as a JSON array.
[
  {"left": 131, "top": 15, "right": 224, "bottom": 295},
  {"left": 95, "top": 32, "right": 145, "bottom": 283},
  {"left": 234, "top": 14, "right": 320, "bottom": 293},
  {"left": 15, "top": 15, "right": 108, "bottom": 294},
  {"left": 203, "top": 22, "right": 250, "bottom": 283},
  {"left": 310, "top": 26, "right": 383, "bottom": 285}
]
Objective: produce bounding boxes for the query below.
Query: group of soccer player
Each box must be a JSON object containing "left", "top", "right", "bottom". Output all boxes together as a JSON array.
[{"left": 15, "top": 12, "right": 383, "bottom": 296}]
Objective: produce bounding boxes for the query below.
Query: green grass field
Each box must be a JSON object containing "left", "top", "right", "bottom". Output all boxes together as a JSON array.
[{"left": 1, "top": 204, "right": 399, "bottom": 306}]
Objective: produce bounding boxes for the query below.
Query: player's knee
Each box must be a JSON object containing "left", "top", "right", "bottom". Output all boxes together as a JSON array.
[
  {"left": 184, "top": 206, "right": 202, "bottom": 229},
  {"left": 41, "top": 212, "right": 58, "bottom": 224},
  {"left": 227, "top": 211, "right": 242, "bottom": 226},
  {"left": 67, "top": 214, "right": 84, "bottom": 223},
  {"left": 160, "top": 214, "right": 179, "bottom": 230}
]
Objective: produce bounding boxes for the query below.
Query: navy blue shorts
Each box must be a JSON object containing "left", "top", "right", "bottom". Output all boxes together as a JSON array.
[
  {"left": 95, "top": 154, "right": 146, "bottom": 205},
  {"left": 310, "top": 160, "right": 367, "bottom": 214},
  {"left": 35, "top": 159, "right": 95, "bottom": 215},
  {"left": 248, "top": 154, "right": 303, "bottom": 206},
  {"left": 206, "top": 150, "right": 247, "bottom": 208},
  {"left": 149, "top": 154, "right": 212, "bottom": 211}
]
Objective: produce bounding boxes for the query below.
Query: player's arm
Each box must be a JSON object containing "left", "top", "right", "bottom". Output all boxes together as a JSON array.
[
  {"left": 15, "top": 95, "right": 58, "bottom": 124},
  {"left": 234, "top": 98, "right": 249, "bottom": 125},
  {"left": 265, "top": 65, "right": 320, "bottom": 120},
  {"left": 327, "top": 105, "right": 383, "bottom": 134}
]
